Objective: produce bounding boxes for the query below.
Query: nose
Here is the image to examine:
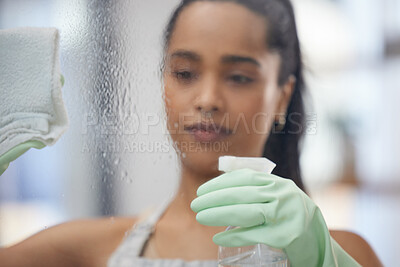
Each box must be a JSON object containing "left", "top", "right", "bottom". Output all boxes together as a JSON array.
[{"left": 194, "top": 76, "right": 224, "bottom": 116}]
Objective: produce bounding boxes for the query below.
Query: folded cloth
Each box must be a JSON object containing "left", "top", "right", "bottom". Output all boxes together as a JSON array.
[{"left": 0, "top": 27, "right": 68, "bottom": 164}]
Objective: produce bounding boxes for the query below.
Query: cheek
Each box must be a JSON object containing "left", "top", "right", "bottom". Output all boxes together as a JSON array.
[
  {"left": 164, "top": 83, "right": 191, "bottom": 137},
  {"left": 164, "top": 84, "right": 179, "bottom": 131},
  {"left": 259, "top": 95, "right": 279, "bottom": 133},
  {"left": 230, "top": 88, "right": 278, "bottom": 136},
  {"left": 164, "top": 80, "right": 181, "bottom": 116}
]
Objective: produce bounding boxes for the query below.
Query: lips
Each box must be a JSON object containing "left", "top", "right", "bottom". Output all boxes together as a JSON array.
[{"left": 184, "top": 122, "right": 232, "bottom": 142}]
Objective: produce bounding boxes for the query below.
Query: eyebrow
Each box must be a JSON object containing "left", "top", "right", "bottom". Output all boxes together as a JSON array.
[
  {"left": 170, "top": 50, "right": 261, "bottom": 68},
  {"left": 221, "top": 55, "right": 261, "bottom": 68},
  {"left": 170, "top": 50, "right": 201, "bottom": 61}
]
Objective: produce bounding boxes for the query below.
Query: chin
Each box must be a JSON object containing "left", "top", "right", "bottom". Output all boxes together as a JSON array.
[{"left": 180, "top": 148, "right": 224, "bottom": 177}]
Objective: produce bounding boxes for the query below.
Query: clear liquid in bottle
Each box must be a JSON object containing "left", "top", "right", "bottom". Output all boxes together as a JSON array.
[{"left": 217, "top": 156, "right": 290, "bottom": 267}]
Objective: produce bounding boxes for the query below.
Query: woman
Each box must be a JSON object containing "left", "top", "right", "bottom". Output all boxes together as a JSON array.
[{"left": 0, "top": 0, "right": 382, "bottom": 266}]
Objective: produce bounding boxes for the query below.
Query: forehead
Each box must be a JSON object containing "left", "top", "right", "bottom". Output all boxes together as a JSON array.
[{"left": 168, "top": 1, "right": 269, "bottom": 56}]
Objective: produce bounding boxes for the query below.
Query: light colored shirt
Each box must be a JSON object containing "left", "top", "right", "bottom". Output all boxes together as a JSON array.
[{"left": 107, "top": 200, "right": 218, "bottom": 267}]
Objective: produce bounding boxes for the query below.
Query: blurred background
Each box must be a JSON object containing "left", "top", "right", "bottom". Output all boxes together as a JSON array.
[{"left": 0, "top": 0, "right": 399, "bottom": 266}]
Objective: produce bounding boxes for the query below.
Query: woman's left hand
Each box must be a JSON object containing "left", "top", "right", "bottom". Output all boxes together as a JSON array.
[{"left": 190, "top": 168, "right": 361, "bottom": 267}]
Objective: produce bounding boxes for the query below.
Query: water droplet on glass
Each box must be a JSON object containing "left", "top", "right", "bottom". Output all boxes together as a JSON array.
[
  {"left": 182, "top": 152, "right": 186, "bottom": 158},
  {"left": 114, "top": 158, "right": 120, "bottom": 165}
]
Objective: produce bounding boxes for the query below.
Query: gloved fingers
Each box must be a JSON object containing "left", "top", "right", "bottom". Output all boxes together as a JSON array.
[
  {"left": 195, "top": 203, "right": 268, "bottom": 227},
  {"left": 191, "top": 185, "right": 275, "bottom": 213},
  {"left": 212, "top": 224, "right": 286, "bottom": 248},
  {"left": 60, "top": 74, "right": 65, "bottom": 87},
  {"left": 27, "top": 140, "right": 46, "bottom": 150},
  {"left": 213, "top": 226, "right": 261, "bottom": 247},
  {"left": 0, "top": 140, "right": 45, "bottom": 176},
  {"left": 197, "top": 168, "right": 275, "bottom": 196},
  {"left": 0, "top": 163, "right": 9, "bottom": 176},
  {"left": 0, "top": 140, "right": 45, "bottom": 165}
]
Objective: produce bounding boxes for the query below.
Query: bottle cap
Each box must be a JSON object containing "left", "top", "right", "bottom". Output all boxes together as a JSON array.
[{"left": 218, "top": 156, "right": 276, "bottom": 174}]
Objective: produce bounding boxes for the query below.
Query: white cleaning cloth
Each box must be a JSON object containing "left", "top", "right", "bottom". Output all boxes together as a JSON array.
[{"left": 0, "top": 27, "right": 68, "bottom": 156}]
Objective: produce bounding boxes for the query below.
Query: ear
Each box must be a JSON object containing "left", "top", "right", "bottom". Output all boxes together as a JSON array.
[{"left": 275, "top": 75, "right": 296, "bottom": 119}]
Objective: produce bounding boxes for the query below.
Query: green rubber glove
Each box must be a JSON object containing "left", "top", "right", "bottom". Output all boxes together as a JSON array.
[
  {"left": 0, "top": 140, "right": 45, "bottom": 175},
  {"left": 0, "top": 74, "right": 65, "bottom": 176},
  {"left": 190, "top": 168, "right": 361, "bottom": 267}
]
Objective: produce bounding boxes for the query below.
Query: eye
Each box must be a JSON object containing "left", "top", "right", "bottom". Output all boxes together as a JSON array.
[
  {"left": 229, "top": 74, "right": 254, "bottom": 84},
  {"left": 173, "top": 70, "right": 195, "bottom": 81}
]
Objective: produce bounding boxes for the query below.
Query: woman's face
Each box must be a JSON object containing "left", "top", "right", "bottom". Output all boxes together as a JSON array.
[{"left": 164, "top": 2, "right": 294, "bottom": 176}]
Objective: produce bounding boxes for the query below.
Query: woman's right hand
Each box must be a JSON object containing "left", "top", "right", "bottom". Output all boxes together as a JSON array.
[{"left": 191, "top": 168, "right": 361, "bottom": 267}]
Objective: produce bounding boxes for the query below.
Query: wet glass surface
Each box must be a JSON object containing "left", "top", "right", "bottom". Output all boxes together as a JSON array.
[{"left": 0, "top": 1, "right": 399, "bottom": 265}]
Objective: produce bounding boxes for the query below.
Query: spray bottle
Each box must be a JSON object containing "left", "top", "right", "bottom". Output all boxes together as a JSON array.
[{"left": 217, "top": 156, "right": 289, "bottom": 267}]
